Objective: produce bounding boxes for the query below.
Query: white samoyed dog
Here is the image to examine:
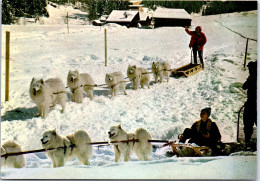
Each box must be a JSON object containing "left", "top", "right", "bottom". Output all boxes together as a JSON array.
[
  {"left": 67, "top": 70, "right": 94, "bottom": 103},
  {"left": 127, "top": 65, "right": 151, "bottom": 90},
  {"left": 41, "top": 129, "right": 93, "bottom": 167},
  {"left": 1, "top": 140, "right": 26, "bottom": 168},
  {"left": 152, "top": 61, "right": 171, "bottom": 83},
  {"left": 105, "top": 72, "right": 127, "bottom": 98},
  {"left": 108, "top": 125, "right": 152, "bottom": 162},
  {"left": 29, "top": 78, "right": 67, "bottom": 118}
]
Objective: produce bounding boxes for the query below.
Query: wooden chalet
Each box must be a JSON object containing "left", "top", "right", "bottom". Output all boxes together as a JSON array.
[
  {"left": 139, "top": 11, "right": 151, "bottom": 26},
  {"left": 106, "top": 10, "right": 140, "bottom": 27},
  {"left": 152, "top": 8, "right": 191, "bottom": 27}
]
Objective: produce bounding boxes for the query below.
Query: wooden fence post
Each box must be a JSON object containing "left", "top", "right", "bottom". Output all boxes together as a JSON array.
[
  {"left": 244, "top": 38, "right": 249, "bottom": 68},
  {"left": 5, "top": 31, "right": 10, "bottom": 101},
  {"left": 67, "top": 12, "right": 69, "bottom": 33},
  {"left": 105, "top": 29, "right": 107, "bottom": 66}
]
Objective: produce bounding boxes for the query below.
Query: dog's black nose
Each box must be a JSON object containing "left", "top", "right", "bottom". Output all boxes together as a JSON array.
[{"left": 40, "top": 138, "right": 43, "bottom": 142}]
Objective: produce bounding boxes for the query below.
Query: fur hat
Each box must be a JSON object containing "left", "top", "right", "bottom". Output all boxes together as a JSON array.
[{"left": 201, "top": 107, "right": 211, "bottom": 117}]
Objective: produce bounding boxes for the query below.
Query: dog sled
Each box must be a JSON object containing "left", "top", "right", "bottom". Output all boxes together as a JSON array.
[
  {"left": 163, "top": 104, "right": 257, "bottom": 157},
  {"left": 164, "top": 141, "right": 251, "bottom": 157},
  {"left": 172, "top": 63, "right": 203, "bottom": 77},
  {"left": 171, "top": 48, "right": 204, "bottom": 77}
]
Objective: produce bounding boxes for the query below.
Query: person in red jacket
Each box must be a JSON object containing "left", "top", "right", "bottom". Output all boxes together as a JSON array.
[{"left": 185, "top": 26, "right": 207, "bottom": 68}]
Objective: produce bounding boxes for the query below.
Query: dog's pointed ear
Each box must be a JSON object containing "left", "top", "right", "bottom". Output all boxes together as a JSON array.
[
  {"left": 40, "top": 79, "right": 44, "bottom": 85},
  {"left": 117, "top": 124, "right": 122, "bottom": 129},
  {"left": 133, "top": 65, "right": 136, "bottom": 69},
  {"left": 69, "top": 70, "right": 72, "bottom": 74},
  {"left": 31, "top": 77, "right": 35, "bottom": 83},
  {"left": 75, "top": 70, "right": 79, "bottom": 74},
  {"left": 51, "top": 129, "right": 57, "bottom": 135}
]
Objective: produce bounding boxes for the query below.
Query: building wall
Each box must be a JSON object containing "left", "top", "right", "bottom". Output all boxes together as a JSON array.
[{"left": 154, "top": 18, "right": 191, "bottom": 27}]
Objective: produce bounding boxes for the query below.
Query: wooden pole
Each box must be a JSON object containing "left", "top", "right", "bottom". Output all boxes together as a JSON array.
[
  {"left": 244, "top": 38, "right": 249, "bottom": 68},
  {"left": 67, "top": 12, "right": 69, "bottom": 33},
  {"left": 5, "top": 31, "right": 10, "bottom": 101},
  {"left": 105, "top": 29, "right": 107, "bottom": 66}
]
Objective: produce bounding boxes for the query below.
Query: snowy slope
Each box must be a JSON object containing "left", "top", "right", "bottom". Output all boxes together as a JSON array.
[{"left": 0, "top": 4, "right": 258, "bottom": 180}]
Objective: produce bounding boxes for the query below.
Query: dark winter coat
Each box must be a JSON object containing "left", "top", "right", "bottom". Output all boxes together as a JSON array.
[
  {"left": 189, "top": 118, "right": 221, "bottom": 146},
  {"left": 242, "top": 74, "right": 257, "bottom": 103},
  {"left": 185, "top": 26, "right": 207, "bottom": 51}
]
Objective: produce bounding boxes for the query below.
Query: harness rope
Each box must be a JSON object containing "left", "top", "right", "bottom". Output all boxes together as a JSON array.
[
  {"left": 0, "top": 139, "right": 173, "bottom": 158},
  {"left": 67, "top": 80, "right": 130, "bottom": 91},
  {"left": 58, "top": 69, "right": 175, "bottom": 95}
]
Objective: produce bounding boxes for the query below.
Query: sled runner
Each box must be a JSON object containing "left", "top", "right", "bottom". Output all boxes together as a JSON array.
[
  {"left": 169, "top": 143, "right": 210, "bottom": 157},
  {"left": 165, "top": 142, "right": 248, "bottom": 157},
  {"left": 172, "top": 63, "right": 203, "bottom": 77}
]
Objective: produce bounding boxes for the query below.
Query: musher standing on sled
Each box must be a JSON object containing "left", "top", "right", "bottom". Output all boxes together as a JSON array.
[
  {"left": 178, "top": 107, "right": 224, "bottom": 155},
  {"left": 185, "top": 26, "right": 207, "bottom": 68}
]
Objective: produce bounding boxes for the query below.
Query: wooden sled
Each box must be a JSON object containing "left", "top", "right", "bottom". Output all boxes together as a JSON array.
[
  {"left": 169, "top": 143, "right": 210, "bottom": 157},
  {"left": 172, "top": 63, "right": 203, "bottom": 77},
  {"left": 167, "top": 142, "right": 245, "bottom": 157}
]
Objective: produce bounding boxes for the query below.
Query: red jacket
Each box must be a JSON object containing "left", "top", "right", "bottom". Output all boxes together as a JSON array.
[{"left": 185, "top": 26, "right": 207, "bottom": 51}]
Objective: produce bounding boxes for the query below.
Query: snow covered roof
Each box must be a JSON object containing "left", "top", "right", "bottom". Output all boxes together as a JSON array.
[
  {"left": 92, "top": 20, "right": 105, "bottom": 25},
  {"left": 100, "top": 15, "right": 108, "bottom": 22},
  {"left": 139, "top": 11, "right": 149, "bottom": 21},
  {"left": 106, "top": 10, "right": 139, "bottom": 22},
  {"left": 153, "top": 8, "right": 191, "bottom": 20},
  {"left": 129, "top": 0, "right": 142, "bottom": 5},
  {"left": 129, "top": 4, "right": 143, "bottom": 8}
]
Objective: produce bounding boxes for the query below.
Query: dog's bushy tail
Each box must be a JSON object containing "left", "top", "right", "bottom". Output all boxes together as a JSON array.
[
  {"left": 2, "top": 140, "right": 26, "bottom": 168},
  {"left": 135, "top": 128, "right": 152, "bottom": 142},
  {"left": 71, "top": 130, "right": 93, "bottom": 162},
  {"left": 134, "top": 128, "right": 152, "bottom": 161}
]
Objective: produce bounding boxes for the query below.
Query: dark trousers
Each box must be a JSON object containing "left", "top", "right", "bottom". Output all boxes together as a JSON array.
[
  {"left": 193, "top": 47, "right": 204, "bottom": 67},
  {"left": 243, "top": 100, "right": 257, "bottom": 143}
]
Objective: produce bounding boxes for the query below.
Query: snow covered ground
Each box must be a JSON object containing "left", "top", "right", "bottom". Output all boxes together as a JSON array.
[{"left": 1, "top": 4, "right": 258, "bottom": 180}]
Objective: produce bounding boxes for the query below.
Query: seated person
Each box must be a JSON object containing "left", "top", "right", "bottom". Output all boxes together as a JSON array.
[{"left": 178, "top": 107, "right": 224, "bottom": 155}]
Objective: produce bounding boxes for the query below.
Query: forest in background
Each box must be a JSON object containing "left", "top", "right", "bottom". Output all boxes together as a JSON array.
[
  {"left": 1, "top": 0, "right": 258, "bottom": 24},
  {"left": 202, "top": 1, "right": 257, "bottom": 15},
  {"left": 2, "top": 0, "right": 49, "bottom": 24}
]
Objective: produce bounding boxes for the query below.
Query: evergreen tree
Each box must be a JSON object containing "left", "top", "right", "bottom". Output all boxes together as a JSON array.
[
  {"left": 202, "top": 1, "right": 257, "bottom": 16},
  {"left": 2, "top": 0, "right": 49, "bottom": 24},
  {"left": 84, "top": 0, "right": 129, "bottom": 21},
  {"left": 2, "top": 0, "right": 14, "bottom": 24},
  {"left": 142, "top": 1, "right": 204, "bottom": 14}
]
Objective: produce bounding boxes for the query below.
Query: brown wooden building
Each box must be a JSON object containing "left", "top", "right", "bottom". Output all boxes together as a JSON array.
[
  {"left": 152, "top": 8, "right": 191, "bottom": 27},
  {"left": 106, "top": 10, "right": 140, "bottom": 28}
]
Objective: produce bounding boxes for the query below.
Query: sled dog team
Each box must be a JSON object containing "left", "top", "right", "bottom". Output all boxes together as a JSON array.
[
  {"left": 30, "top": 61, "right": 171, "bottom": 118},
  {"left": 3, "top": 61, "right": 170, "bottom": 168},
  {"left": 1, "top": 125, "right": 152, "bottom": 168}
]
